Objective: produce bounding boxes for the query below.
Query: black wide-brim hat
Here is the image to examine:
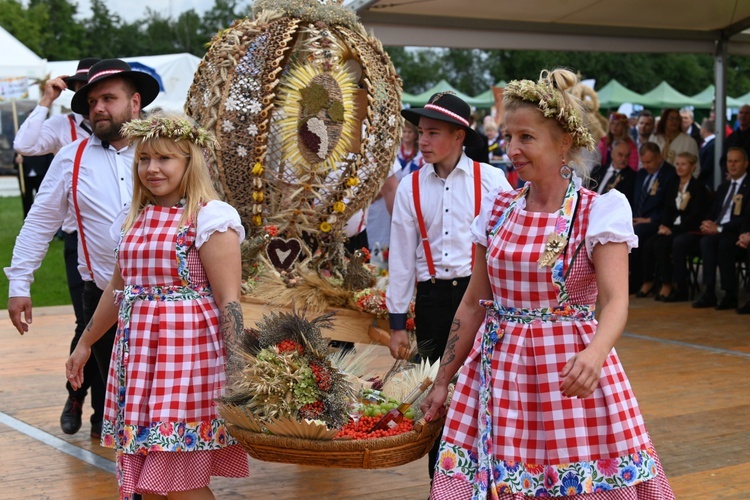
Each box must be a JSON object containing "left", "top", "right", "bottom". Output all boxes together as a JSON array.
[
  {"left": 62, "top": 58, "right": 100, "bottom": 88},
  {"left": 401, "top": 92, "right": 484, "bottom": 149},
  {"left": 71, "top": 59, "right": 161, "bottom": 115}
]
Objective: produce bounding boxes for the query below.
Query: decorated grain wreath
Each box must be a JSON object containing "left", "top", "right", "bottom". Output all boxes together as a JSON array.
[{"left": 186, "top": 0, "right": 402, "bottom": 312}]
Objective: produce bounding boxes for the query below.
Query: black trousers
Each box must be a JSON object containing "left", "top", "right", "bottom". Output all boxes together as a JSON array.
[
  {"left": 700, "top": 231, "right": 745, "bottom": 299},
  {"left": 415, "top": 276, "right": 470, "bottom": 479},
  {"left": 65, "top": 233, "right": 104, "bottom": 423},
  {"left": 82, "top": 281, "right": 118, "bottom": 386},
  {"left": 671, "top": 232, "right": 701, "bottom": 292}
]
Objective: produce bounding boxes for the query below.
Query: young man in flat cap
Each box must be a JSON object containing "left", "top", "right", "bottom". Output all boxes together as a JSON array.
[
  {"left": 386, "top": 92, "right": 511, "bottom": 478},
  {"left": 5, "top": 59, "right": 160, "bottom": 441}
]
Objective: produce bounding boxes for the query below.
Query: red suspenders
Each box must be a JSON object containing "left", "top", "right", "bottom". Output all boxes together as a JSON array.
[
  {"left": 68, "top": 115, "right": 77, "bottom": 141},
  {"left": 412, "top": 161, "right": 482, "bottom": 282},
  {"left": 72, "top": 138, "right": 94, "bottom": 281}
]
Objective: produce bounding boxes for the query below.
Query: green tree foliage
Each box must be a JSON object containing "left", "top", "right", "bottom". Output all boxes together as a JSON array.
[
  {"left": 28, "top": 0, "right": 84, "bottom": 60},
  {"left": 0, "top": 0, "right": 49, "bottom": 56}
]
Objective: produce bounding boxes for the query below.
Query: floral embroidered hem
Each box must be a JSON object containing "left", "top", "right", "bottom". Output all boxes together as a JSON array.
[{"left": 436, "top": 441, "right": 660, "bottom": 497}]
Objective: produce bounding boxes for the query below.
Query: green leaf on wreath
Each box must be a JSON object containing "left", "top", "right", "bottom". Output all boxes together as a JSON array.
[
  {"left": 299, "top": 83, "right": 329, "bottom": 116},
  {"left": 329, "top": 99, "right": 344, "bottom": 123}
]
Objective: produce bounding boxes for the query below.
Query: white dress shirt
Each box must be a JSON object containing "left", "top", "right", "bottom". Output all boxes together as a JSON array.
[
  {"left": 13, "top": 106, "right": 93, "bottom": 233},
  {"left": 5, "top": 135, "right": 134, "bottom": 296},
  {"left": 386, "top": 154, "right": 510, "bottom": 317},
  {"left": 598, "top": 166, "right": 617, "bottom": 194},
  {"left": 13, "top": 105, "right": 91, "bottom": 156}
]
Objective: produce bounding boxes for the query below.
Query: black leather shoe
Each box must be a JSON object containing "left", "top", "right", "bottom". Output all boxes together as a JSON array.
[
  {"left": 716, "top": 298, "right": 738, "bottom": 310},
  {"left": 692, "top": 294, "right": 717, "bottom": 308},
  {"left": 738, "top": 302, "right": 750, "bottom": 315},
  {"left": 663, "top": 290, "right": 689, "bottom": 303},
  {"left": 635, "top": 289, "right": 652, "bottom": 298},
  {"left": 90, "top": 420, "right": 102, "bottom": 439},
  {"left": 60, "top": 396, "right": 83, "bottom": 435}
]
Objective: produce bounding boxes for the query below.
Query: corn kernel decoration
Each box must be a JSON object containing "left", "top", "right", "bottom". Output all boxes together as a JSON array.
[{"left": 186, "top": 0, "right": 402, "bottom": 309}]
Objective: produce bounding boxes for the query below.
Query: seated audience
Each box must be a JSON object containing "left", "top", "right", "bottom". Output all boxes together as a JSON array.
[
  {"left": 650, "top": 108, "right": 700, "bottom": 173},
  {"left": 639, "top": 152, "right": 709, "bottom": 302},
  {"left": 692, "top": 147, "right": 750, "bottom": 309},
  {"left": 589, "top": 139, "right": 636, "bottom": 206},
  {"left": 632, "top": 142, "right": 676, "bottom": 295},
  {"left": 598, "top": 112, "right": 638, "bottom": 171}
]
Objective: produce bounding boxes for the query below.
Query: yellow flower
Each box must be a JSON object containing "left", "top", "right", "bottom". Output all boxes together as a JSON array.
[
  {"left": 252, "top": 162, "right": 264, "bottom": 175},
  {"left": 332, "top": 201, "right": 346, "bottom": 213},
  {"left": 346, "top": 177, "right": 360, "bottom": 187},
  {"left": 252, "top": 191, "right": 264, "bottom": 202},
  {"left": 320, "top": 221, "right": 332, "bottom": 232},
  {"left": 253, "top": 215, "right": 263, "bottom": 226}
]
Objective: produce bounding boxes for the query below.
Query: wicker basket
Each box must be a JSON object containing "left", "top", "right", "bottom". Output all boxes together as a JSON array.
[{"left": 228, "top": 416, "right": 445, "bottom": 469}]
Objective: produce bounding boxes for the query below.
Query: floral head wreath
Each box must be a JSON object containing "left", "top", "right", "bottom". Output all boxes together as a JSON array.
[
  {"left": 503, "top": 72, "right": 595, "bottom": 151},
  {"left": 121, "top": 115, "right": 219, "bottom": 150}
]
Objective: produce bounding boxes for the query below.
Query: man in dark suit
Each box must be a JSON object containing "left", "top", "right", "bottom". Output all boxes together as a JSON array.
[
  {"left": 589, "top": 139, "right": 636, "bottom": 206},
  {"left": 680, "top": 107, "right": 702, "bottom": 148},
  {"left": 721, "top": 104, "right": 750, "bottom": 179},
  {"left": 693, "top": 147, "right": 750, "bottom": 309},
  {"left": 698, "top": 118, "right": 716, "bottom": 189},
  {"left": 631, "top": 142, "right": 676, "bottom": 294}
]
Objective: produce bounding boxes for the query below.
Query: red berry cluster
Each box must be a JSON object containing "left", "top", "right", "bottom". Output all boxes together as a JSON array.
[
  {"left": 277, "top": 339, "right": 303, "bottom": 355},
  {"left": 299, "top": 401, "right": 324, "bottom": 420},
  {"left": 335, "top": 416, "right": 413, "bottom": 440},
  {"left": 309, "top": 361, "right": 332, "bottom": 391}
]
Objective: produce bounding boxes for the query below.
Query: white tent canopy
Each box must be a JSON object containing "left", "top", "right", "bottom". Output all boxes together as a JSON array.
[
  {"left": 0, "top": 26, "right": 46, "bottom": 79},
  {"left": 37, "top": 53, "right": 201, "bottom": 114}
]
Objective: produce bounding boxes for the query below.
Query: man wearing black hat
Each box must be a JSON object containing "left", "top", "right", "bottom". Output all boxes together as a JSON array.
[
  {"left": 12, "top": 58, "right": 104, "bottom": 438},
  {"left": 5, "top": 59, "right": 160, "bottom": 441},
  {"left": 386, "top": 92, "right": 511, "bottom": 479},
  {"left": 13, "top": 58, "right": 100, "bottom": 155}
]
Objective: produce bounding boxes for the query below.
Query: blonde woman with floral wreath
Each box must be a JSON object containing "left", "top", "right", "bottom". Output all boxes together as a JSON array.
[
  {"left": 66, "top": 114, "right": 249, "bottom": 499},
  {"left": 420, "top": 69, "right": 674, "bottom": 499}
]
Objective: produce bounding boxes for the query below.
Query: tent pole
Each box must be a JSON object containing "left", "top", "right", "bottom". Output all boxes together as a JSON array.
[
  {"left": 11, "top": 99, "right": 26, "bottom": 197},
  {"left": 714, "top": 38, "right": 727, "bottom": 189}
]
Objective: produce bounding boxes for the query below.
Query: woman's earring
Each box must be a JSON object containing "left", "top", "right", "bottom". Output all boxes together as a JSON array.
[{"left": 560, "top": 158, "right": 573, "bottom": 180}]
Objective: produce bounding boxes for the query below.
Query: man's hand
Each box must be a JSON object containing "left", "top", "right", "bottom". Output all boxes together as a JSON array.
[
  {"left": 738, "top": 232, "right": 750, "bottom": 249},
  {"left": 633, "top": 217, "right": 651, "bottom": 225},
  {"left": 39, "top": 76, "right": 70, "bottom": 108},
  {"left": 388, "top": 329, "right": 410, "bottom": 359},
  {"left": 700, "top": 220, "right": 719, "bottom": 234},
  {"left": 8, "top": 297, "right": 33, "bottom": 335}
]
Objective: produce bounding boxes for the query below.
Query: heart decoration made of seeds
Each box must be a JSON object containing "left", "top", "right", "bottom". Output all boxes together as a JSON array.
[{"left": 266, "top": 237, "right": 302, "bottom": 271}]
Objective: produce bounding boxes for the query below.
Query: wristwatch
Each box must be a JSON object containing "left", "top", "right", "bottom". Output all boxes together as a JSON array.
[{"left": 717, "top": 225, "right": 723, "bottom": 233}]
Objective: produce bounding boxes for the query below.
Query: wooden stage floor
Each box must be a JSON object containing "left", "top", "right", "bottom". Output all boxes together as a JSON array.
[{"left": 1, "top": 298, "right": 749, "bottom": 499}]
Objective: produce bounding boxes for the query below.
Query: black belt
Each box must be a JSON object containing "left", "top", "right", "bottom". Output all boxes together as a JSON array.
[{"left": 417, "top": 276, "right": 471, "bottom": 288}]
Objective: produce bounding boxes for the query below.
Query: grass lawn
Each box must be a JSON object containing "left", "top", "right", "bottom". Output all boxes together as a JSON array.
[{"left": 0, "top": 196, "right": 71, "bottom": 308}]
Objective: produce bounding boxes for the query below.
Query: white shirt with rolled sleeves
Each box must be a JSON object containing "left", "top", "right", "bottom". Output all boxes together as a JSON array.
[
  {"left": 4, "top": 135, "right": 134, "bottom": 297},
  {"left": 386, "top": 154, "right": 510, "bottom": 324}
]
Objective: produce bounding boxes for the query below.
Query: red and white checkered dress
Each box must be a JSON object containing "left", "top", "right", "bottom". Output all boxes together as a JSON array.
[
  {"left": 431, "top": 185, "right": 674, "bottom": 499},
  {"left": 101, "top": 202, "right": 248, "bottom": 499}
]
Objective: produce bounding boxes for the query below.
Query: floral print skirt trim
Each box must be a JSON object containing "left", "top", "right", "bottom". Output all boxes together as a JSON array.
[
  {"left": 101, "top": 418, "right": 238, "bottom": 454},
  {"left": 435, "top": 441, "right": 659, "bottom": 497}
]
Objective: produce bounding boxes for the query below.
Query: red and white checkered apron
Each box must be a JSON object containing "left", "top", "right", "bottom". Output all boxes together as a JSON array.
[
  {"left": 101, "top": 205, "right": 248, "bottom": 499},
  {"left": 432, "top": 186, "right": 674, "bottom": 499}
]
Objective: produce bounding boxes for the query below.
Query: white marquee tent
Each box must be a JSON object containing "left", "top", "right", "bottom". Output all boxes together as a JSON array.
[{"left": 0, "top": 26, "right": 46, "bottom": 80}]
